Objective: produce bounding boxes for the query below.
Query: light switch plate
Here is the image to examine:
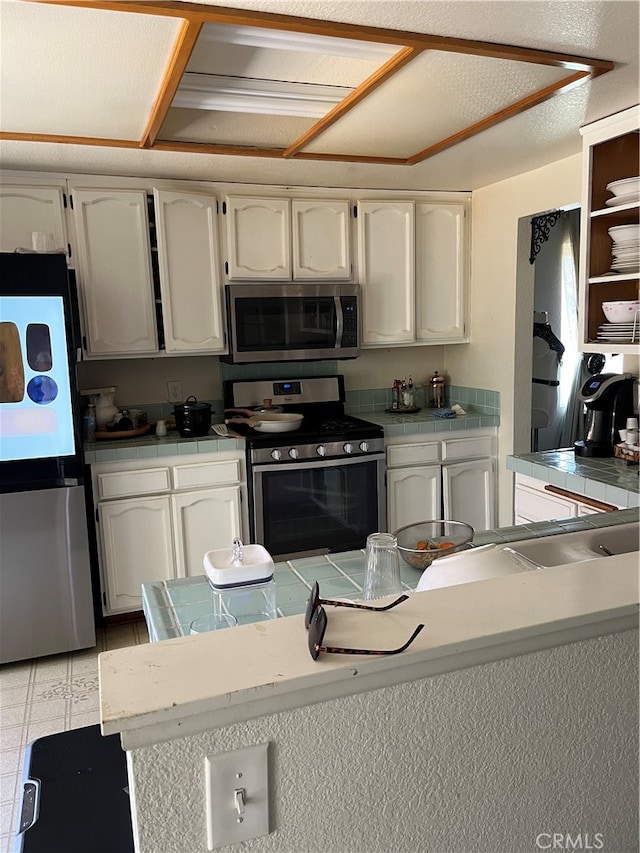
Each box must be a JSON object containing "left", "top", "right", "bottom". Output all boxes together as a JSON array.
[{"left": 205, "top": 743, "right": 270, "bottom": 850}]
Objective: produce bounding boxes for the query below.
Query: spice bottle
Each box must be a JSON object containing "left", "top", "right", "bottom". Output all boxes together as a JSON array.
[
  {"left": 391, "top": 379, "right": 399, "bottom": 410},
  {"left": 429, "top": 370, "right": 445, "bottom": 408},
  {"left": 83, "top": 404, "right": 96, "bottom": 442}
]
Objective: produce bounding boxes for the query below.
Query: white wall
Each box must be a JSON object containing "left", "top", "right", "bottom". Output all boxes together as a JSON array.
[
  {"left": 127, "top": 628, "right": 638, "bottom": 853},
  {"left": 445, "top": 154, "right": 583, "bottom": 525},
  {"left": 75, "top": 345, "right": 446, "bottom": 408}
]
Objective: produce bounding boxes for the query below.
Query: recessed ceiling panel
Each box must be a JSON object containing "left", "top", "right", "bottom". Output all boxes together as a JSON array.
[
  {"left": 0, "top": 2, "right": 181, "bottom": 139},
  {"left": 188, "top": 40, "right": 386, "bottom": 89},
  {"left": 301, "top": 51, "right": 571, "bottom": 159},
  {"left": 160, "top": 108, "right": 316, "bottom": 148}
]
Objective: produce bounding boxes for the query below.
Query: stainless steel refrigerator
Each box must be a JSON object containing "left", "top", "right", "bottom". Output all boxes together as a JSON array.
[{"left": 0, "top": 252, "right": 95, "bottom": 664}]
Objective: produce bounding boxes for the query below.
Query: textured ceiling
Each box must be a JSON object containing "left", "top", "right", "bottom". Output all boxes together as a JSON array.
[{"left": 0, "top": 1, "right": 638, "bottom": 191}]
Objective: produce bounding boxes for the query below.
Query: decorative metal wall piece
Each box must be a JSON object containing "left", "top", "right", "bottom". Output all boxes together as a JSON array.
[{"left": 529, "top": 210, "right": 562, "bottom": 263}]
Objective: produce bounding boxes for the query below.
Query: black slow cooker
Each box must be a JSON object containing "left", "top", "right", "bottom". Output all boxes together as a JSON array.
[{"left": 172, "top": 396, "right": 212, "bottom": 437}]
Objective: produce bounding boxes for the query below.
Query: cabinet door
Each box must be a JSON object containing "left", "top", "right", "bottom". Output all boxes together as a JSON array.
[
  {"left": 71, "top": 188, "right": 157, "bottom": 355},
  {"left": 99, "top": 496, "right": 174, "bottom": 613},
  {"left": 292, "top": 199, "right": 351, "bottom": 280},
  {"left": 416, "top": 203, "right": 467, "bottom": 343},
  {"left": 172, "top": 487, "right": 242, "bottom": 578},
  {"left": 442, "top": 458, "right": 495, "bottom": 531},
  {"left": 0, "top": 185, "right": 68, "bottom": 255},
  {"left": 224, "top": 195, "right": 290, "bottom": 280},
  {"left": 357, "top": 201, "right": 415, "bottom": 345},
  {"left": 387, "top": 465, "right": 441, "bottom": 532},
  {"left": 154, "top": 189, "right": 225, "bottom": 353}
]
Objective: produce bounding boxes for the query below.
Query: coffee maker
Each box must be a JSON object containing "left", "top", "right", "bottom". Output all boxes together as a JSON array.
[{"left": 574, "top": 372, "right": 636, "bottom": 457}]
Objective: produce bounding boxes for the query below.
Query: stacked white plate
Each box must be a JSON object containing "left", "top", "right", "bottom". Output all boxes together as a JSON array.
[
  {"left": 608, "top": 223, "right": 640, "bottom": 274},
  {"left": 606, "top": 176, "right": 640, "bottom": 207},
  {"left": 596, "top": 322, "right": 639, "bottom": 343}
]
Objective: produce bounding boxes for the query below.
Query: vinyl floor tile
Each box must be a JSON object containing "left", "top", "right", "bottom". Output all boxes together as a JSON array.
[{"left": 0, "top": 619, "right": 147, "bottom": 852}]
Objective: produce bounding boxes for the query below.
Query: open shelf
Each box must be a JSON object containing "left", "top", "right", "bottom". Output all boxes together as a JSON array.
[{"left": 580, "top": 109, "right": 640, "bottom": 353}]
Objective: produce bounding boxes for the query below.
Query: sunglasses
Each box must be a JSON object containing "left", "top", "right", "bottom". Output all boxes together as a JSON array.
[{"left": 305, "top": 581, "right": 424, "bottom": 661}]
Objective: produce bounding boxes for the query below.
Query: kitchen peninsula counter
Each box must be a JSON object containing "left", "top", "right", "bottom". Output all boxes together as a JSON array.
[
  {"left": 142, "top": 507, "right": 639, "bottom": 643},
  {"left": 507, "top": 448, "right": 639, "bottom": 508},
  {"left": 101, "top": 517, "right": 638, "bottom": 852},
  {"left": 101, "top": 547, "right": 638, "bottom": 752}
]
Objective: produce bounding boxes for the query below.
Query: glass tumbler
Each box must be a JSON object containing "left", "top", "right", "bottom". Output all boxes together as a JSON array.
[{"left": 363, "top": 532, "right": 402, "bottom": 601}]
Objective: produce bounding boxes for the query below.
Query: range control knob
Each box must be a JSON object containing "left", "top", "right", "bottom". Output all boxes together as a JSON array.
[
  {"left": 288, "top": 447, "right": 299, "bottom": 459},
  {"left": 359, "top": 441, "right": 370, "bottom": 453},
  {"left": 343, "top": 442, "right": 353, "bottom": 454},
  {"left": 270, "top": 449, "right": 282, "bottom": 461},
  {"left": 316, "top": 445, "right": 326, "bottom": 457}
]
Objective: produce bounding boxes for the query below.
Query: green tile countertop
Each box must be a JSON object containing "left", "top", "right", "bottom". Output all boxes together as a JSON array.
[
  {"left": 84, "top": 410, "right": 499, "bottom": 464},
  {"left": 507, "top": 448, "right": 639, "bottom": 509},
  {"left": 142, "top": 505, "right": 638, "bottom": 642}
]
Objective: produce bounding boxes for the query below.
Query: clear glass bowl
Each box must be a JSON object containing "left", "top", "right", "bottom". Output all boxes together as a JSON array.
[{"left": 393, "top": 520, "right": 474, "bottom": 570}]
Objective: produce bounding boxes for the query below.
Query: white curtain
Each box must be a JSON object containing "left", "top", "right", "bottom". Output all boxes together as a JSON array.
[{"left": 557, "top": 210, "right": 584, "bottom": 448}]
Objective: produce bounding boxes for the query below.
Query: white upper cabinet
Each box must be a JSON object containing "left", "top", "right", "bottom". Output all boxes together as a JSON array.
[
  {"left": 70, "top": 187, "right": 157, "bottom": 355},
  {"left": 291, "top": 199, "right": 351, "bottom": 280},
  {"left": 224, "top": 194, "right": 352, "bottom": 281},
  {"left": 224, "top": 195, "right": 291, "bottom": 280},
  {"left": 416, "top": 202, "right": 468, "bottom": 343},
  {"left": 0, "top": 184, "right": 68, "bottom": 256},
  {"left": 153, "top": 188, "right": 225, "bottom": 354},
  {"left": 357, "top": 201, "right": 415, "bottom": 345},
  {"left": 357, "top": 198, "right": 469, "bottom": 348}
]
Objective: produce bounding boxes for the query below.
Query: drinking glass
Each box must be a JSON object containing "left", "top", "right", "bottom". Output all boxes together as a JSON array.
[
  {"left": 363, "top": 532, "right": 402, "bottom": 601},
  {"left": 189, "top": 613, "right": 237, "bottom": 634}
]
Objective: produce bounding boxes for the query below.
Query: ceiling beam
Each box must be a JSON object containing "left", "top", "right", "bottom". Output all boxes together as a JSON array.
[
  {"left": 28, "top": 1, "right": 615, "bottom": 73},
  {"left": 140, "top": 18, "right": 203, "bottom": 148},
  {"left": 284, "top": 45, "right": 420, "bottom": 159},
  {"left": 406, "top": 71, "right": 591, "bottom": 165}
]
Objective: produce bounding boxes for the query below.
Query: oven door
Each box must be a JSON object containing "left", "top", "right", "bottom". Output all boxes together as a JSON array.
[{"left": 251, "top": 453, "right": 385, "bottom": 560}]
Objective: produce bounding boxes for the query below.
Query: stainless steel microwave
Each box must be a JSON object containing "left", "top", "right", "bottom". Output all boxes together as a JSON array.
[{"left": 222, "top": 283, "right": 361, "bottom": 364}]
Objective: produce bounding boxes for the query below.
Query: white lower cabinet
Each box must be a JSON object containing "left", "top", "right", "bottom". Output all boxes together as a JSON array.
[
  {"left": 387, "top": 465, "right": 441, "bottom": 531},
  {"left": 92, "top": 453, "right": 246, "bottom": 615},
  {"left": 99, "top": 496, "right": 175, "bottom": 614},
  {"left": 442, "top": 458, "right": 495, "bottom": 531},
  {"left": 514, "top": 473, "right": 620, "bottom": 524},
  {"left": 172, "top": 486, "right": 242, "bottom": 578},
  {"left": 386, "top": 431, "right": 496, "bottom": 533}
]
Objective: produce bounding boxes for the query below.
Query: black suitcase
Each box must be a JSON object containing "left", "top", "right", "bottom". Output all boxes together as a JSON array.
[{"left": 15, "top": 724, "right": 134, "bottom": 853}]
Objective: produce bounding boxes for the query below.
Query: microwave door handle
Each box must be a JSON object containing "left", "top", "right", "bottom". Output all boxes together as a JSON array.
[{"left": 334, "top": 296, "right": 344, "bottom": 348}]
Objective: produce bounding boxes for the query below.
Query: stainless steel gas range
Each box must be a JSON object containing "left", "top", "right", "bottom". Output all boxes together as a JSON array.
[{"left": 223, "top": 375, "right": 385, "bottom": 560}]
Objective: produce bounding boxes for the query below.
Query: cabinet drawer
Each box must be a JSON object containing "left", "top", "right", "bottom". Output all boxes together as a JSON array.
[
  {"left": 97, "top": 467, "right": 171, "bottom": 500},
  {"left": 514, "top": 484, "right": 578, "bottom": 522},
  {"left": 172, "top": 459, "right": 241, "bottom": 490},
  {"left": 441, "top": 436, "right": 494, "bottom": 461},
  {"left": 387, "top": 442, "right": 440, "bottom": 467}
]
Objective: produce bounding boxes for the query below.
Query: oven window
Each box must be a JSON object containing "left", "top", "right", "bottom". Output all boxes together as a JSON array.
[
  {"left": 257, "top": 458, "right": 381, "bottom": 558},
  {"left": 235, "top": 296, "right": 336, "bottom": 353}
]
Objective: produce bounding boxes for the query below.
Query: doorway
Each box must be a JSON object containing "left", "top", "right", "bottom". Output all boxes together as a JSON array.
[{"left": 513, "top": 206, "right": 583, "bottom": 454}]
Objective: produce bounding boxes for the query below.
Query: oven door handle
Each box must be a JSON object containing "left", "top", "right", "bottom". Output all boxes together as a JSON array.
[{"left": 251, "top": 452, "right": 385, "bottom": 474}]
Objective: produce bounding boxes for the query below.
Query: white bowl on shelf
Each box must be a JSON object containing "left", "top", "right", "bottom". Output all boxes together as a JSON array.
[
  {"left": 602, "top": 300, "right": 640, "bottom": 324},
  {"left": 606, "top": 176, "right": 640, "bottom": 197},
  {"left": 608, "top": 224, "right": 640, "bottom": 243}
]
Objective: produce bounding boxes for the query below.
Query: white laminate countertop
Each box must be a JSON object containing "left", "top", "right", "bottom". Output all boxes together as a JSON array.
[{"left": 99, "top": 550, "right": 639, "bottom": 750}]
